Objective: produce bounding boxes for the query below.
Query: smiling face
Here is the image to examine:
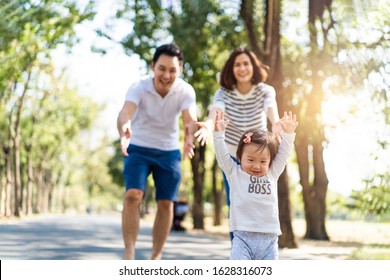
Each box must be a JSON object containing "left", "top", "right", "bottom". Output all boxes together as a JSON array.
[
  {"left": 240, "top": 143, "right": 271, "bottom": 177},
  {"left": 233, "top": 53, "right": 254, "bottom": 86},
  {"left": 151, "top": 54, "right": 182, "bottom": 96}
]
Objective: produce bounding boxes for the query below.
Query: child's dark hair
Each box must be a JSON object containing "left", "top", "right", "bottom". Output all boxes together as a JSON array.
[
  {"left": 152, "top": 43, "right": 184, "bottom": 64},
  {"left": 236, "top": 130, "right": 279, "bottom": 166}
]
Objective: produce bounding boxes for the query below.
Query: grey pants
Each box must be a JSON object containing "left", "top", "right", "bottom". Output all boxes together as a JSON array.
[{"left": 230, "top": 231, "right": 278, "bottom": 260}]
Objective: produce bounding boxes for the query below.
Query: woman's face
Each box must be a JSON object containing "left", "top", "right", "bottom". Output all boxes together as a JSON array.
[{"left": 233, "top": 53, "right": 253, "bottom": 85}]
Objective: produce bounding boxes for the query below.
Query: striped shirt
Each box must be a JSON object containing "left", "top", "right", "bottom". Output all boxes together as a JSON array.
[{"left": 211, "top": 83, "right": 277, "bottom": 157}]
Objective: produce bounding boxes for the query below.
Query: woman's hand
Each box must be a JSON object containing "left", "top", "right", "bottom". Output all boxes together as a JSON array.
[{"left": 193, "top": 121, "right": 211, "bottom": 146}]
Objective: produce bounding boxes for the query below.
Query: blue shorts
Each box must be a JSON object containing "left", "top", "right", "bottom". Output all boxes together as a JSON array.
[{"left": 123, "top": 144, "right": 181, "bottom": 201}]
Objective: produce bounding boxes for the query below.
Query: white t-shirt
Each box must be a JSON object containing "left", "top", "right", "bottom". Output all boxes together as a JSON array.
[
  {"left": 125, "top": 76, "right": 196, "bottom": 150},
  {"left": 213, "top": 130, "right": 295, "bottom": 235}
]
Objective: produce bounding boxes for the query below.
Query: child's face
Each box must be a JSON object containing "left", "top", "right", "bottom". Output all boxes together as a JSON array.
[{"left": 240, "top": 143, "right": 271, "bottom": 177}]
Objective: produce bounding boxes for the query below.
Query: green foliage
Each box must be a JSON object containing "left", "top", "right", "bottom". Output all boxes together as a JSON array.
[
  {"left": 107, "top": 139, "right": 125, "bottom": 187},
  {"left": 0, "top": 0, "right": 96, "bottom": 50},
  {"left": 282, "top": 0, "right": 389, "bottom": 113},
  {"left": 1, "top": 0, "right": 97, "bottom": 134},
  {"left": 101, "top": 0, "right": 247, "bottom": 117},
  {"left": 348, "top": 173, "right": 390, "bottom": 216},
  {"left": 0, "top": 0, "right": 108, "bottom": 217},
  {"left": 326, "top": 190, "right": 351, "bottom": 220}
]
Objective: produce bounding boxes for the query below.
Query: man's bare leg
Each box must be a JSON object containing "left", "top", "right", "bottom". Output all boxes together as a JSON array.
[
  {"left": 150, "top": 200, "right": 174, "bottom": 260},
  {"left": 122, "top": 189, "right": 143, "bottom": 260}
]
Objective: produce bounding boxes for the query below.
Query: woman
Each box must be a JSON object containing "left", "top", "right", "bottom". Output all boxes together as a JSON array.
[{"left": 195, "top": 47, "right": 282, "bottom": 239}]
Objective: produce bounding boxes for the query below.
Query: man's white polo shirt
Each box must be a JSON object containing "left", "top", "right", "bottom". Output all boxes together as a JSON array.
[{"left": 125, "top": 75, "right": 196, "bottom": 151}]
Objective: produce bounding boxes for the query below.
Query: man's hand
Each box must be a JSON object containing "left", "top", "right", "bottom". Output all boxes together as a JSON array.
[
  {"left": 183, "top": 124, "right": 195, "bottom": 159},
  {"left": 120, "top": 123, "right": 132, "bottom": 156}
]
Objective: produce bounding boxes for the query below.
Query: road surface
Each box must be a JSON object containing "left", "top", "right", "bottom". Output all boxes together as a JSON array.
[
  {"left": 0, "top": 214, "right": 348, "bottom": 260},
  {"left": 0, "top": 214, "right": 231, "bottom": 260}
]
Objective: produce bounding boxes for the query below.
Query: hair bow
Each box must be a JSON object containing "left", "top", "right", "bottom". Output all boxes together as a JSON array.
[{"left": 243, "top": 132, "right": 253, "bottom": 144}]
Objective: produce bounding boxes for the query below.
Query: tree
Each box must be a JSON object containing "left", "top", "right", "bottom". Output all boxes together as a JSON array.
[
  {"left": 292, "top": 0, "right": 331, "bottom": 240},
  {"left": 349, "top": 173, "right": 390, "bottom": 217},
  {"left": 0, "top": 0, "right": 96, "bottom": 217},
  {"left": 282, "top": 0, "right": 389, "bottom": 239}
]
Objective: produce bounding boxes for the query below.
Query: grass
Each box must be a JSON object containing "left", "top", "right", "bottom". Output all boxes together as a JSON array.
[
  {"left": 348, "top": 245, "right": 390, "bottom": 260},
  {"left": 294, "top": 219, "right": 390, "bottom": 260}
]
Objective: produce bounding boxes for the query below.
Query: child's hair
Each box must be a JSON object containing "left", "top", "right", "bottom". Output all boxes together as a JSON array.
[{"left": 236, "top": 130, "right": 280, "bottom": 166}]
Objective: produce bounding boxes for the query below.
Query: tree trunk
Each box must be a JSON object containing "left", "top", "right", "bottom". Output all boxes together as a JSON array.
[
  {"left": 292, "top": 0, "right": 330, "bottom": 240},
  {"left": 26, "top": 147, "right": 34, "bottom": 215},
  {"left": 0, "top": 150, "right": 3, "bottom": 216},
  {"left": 4, "top": 145, "right": 13, "bottom": 217},
  {"left": 46, "top": 171, "right": 55, "bottom": 213},
  {"left": 12, "top": 72, "right": 31, "bottom": 217},
  {"left": 41, "top": 170, "right": 51, "bottom": 214},
  {"left": 24, "top": 88, "right": 49, "bottom": 216},
  {"left": 296, "top": 130, "right": 329, "bottom": 240},
  {"left": 191, "top": 144, "right": 206, "bottom": 229},
  {"left": 295, "top": 71, "right": 329, "bottom": 240},
  {"left": 12, "top": 135, "right": 21, "bottom": 217},
  {"left": 35, "top": 162, "right": 43, "bottom": 213},
  {"left": 240, "top": 0, "right": 262, "bottom": 57},
  {"left": 277, "top": 168, "right": 297, "bottom": 248},
  {"left": 262, "top": 0, "right": 297, "bottom": 248}
]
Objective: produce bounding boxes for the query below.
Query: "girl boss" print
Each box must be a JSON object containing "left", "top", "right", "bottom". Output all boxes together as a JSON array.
[{"left": 248, "top": 176, "right": 271, "bottom": 195}]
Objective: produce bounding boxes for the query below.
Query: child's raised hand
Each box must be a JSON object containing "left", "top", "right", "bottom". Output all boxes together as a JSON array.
[
  {"left": 214, "top": 110, "right": 229, "bottom": 132},
  {"left": 281, "top": 111, "right": 298, "bottom": 133}
]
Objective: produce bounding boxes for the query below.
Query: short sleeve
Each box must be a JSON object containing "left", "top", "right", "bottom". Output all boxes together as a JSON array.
[
  {"left": 125, "top": 79, "right": 144, "bottom": 106},
  {"left": 261, "top": 84, "right": 277, "bottom": 112},
  {"left": 209, "top": 88, "right": 226, "bottom": 111}
]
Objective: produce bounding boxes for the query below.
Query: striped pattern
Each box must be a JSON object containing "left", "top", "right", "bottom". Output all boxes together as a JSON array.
[{"left": 213, "top": 83, "right": 272, "bottom": 147}]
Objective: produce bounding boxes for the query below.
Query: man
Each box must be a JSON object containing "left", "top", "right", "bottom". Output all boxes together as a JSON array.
[{"left": 117, "top": 43, "right": 198, "bottom": 260}]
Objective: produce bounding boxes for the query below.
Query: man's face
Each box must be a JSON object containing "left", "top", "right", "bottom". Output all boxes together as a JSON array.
[{"left": 151, "top": 54, "right": 182, "bottom": 96}]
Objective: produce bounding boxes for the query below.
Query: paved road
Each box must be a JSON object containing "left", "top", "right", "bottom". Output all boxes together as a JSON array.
[
  {"left": 0, "top": 214, "right": 344, "bottom": 260},
  {"left": 0, "top": 214, "right": 231, "bottom": 260}
]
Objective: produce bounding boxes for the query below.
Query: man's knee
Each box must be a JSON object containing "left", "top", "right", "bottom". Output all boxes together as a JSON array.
[
  {"left": 124, "top": 189, "right": 143, "bottom": 205},
  {"left": 157, "top": 200, "right": 173, "bottom": 211}
]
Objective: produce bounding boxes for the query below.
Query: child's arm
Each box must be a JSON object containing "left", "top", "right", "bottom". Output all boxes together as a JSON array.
[
  {"left": 280, "top": 111, "right": 298, "bottom": 134},
  {"left": 212, "top": 111, "right": 235, "bottom": 175},
  {"left": 270, "top": 111, "right": 298, "bottom": 177},
  {"left": 214, "top": 110, "right": 229, "bottom": 131}
]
